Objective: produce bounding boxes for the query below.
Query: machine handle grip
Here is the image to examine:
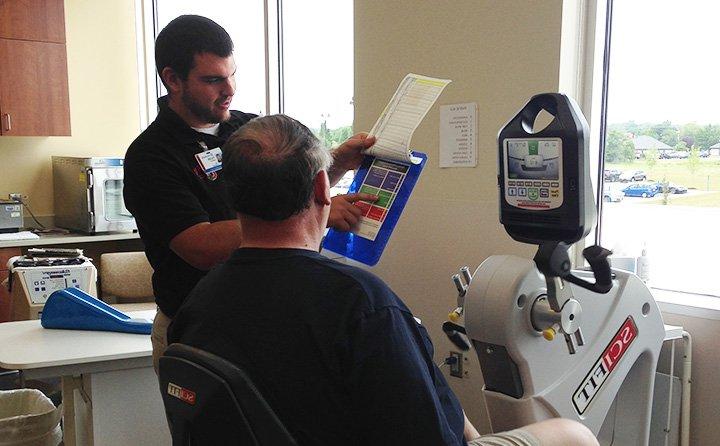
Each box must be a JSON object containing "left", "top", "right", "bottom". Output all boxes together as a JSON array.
[
  {"left": 535, "top": 242, "right": 613, "bottom": 294},
  {"left": 582, "top": 245, "right": 613, "bottom": 292},
  {"left": 564, "top": 245, "right": 613, "bottom": 294},
  {"left": 442, "top": 321, "right": 470, "bottom": 351}
]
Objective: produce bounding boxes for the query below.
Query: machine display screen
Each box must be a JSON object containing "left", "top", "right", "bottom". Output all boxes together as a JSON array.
[
  {"left": 506, "top": 139, "right": 561, "bottom": 180},
  {"left": 503, "top": 138, "right": 563, "bottom": 210}
]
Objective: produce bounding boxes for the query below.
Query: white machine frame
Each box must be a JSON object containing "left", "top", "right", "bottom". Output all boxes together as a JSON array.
[{"left": 454, "top": 255, "right": 690, "bottom": 445}]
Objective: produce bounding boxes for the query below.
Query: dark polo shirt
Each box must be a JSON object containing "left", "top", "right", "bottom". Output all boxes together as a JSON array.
[
  {"left": 123, "top": 96, "right": 256, "bottom": 317},
  {"left": 169, "top": 248, "right": 467, "bottom": 445}
]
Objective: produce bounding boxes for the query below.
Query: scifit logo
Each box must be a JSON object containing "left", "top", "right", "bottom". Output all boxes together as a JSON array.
[
  {"left": 572, "top": 317, "right": 637, "bottom": 414},
  {"left": 167, "top": 382, "right": 196, "bottom": 405}
]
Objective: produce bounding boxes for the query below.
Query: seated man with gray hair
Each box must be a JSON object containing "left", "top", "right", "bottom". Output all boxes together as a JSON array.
[{"left": 167, "top": 115, "right": 598, "bottom": 446}]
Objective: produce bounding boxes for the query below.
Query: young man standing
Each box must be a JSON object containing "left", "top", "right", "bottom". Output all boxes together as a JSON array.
[
  {"left": 124, "top": 15, "right": 375, "bottom": 370},
  {"left": 168, "top": 114, "right": 599, "bottom": 446}
]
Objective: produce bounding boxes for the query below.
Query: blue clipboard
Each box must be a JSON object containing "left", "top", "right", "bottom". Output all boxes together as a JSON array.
[{"left": 323, "top": 151, "right": 427, "bottom": 266}]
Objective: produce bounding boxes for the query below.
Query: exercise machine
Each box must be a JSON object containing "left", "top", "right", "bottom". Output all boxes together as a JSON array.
[{"left": 443, "top": 94, "right": 675, "bottom": 445}]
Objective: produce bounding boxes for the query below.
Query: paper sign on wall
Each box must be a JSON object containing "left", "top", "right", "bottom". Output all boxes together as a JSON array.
[{"left": 440, "top": 102, "right": 477, "bottom": 168}]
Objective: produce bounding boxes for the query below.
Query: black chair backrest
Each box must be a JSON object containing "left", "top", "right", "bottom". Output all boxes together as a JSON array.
[{"left": 158, "top": 343, "right": 297, "bottom": 446}]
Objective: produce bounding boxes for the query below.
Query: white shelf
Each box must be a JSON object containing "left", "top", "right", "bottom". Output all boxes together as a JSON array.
[{"left": 663, "top": 324, "right": 684, "bottom": 341}]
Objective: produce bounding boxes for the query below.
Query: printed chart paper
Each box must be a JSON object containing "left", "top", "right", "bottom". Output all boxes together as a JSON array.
[
  {"left": 439, "top": 102, "right": 477, "bottom": 167},
  {"left": 367, "top": 73, "right": 451, "bottom": 164}
]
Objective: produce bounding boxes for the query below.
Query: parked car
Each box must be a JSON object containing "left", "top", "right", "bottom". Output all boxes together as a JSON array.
[
  {"left": 619, "top": 170, "right": 647, "bottom": 182},
  {"left": 654, "top": 182, "right": 688, "bottom": 194},
  {"left": 663, "top": 150, "right": 689, "bottom": 159},
  {"left": 622, "top": 183, "right": 660, "bottom": 198},
  {"left": 700, "top": 150, "right": 710, "bottom": 158},
  {"left": 602, "top": 187, "right": 624, "bottom": 202},
  {"left": 603, "top": 169, "right": 621, "bottom": 182}
]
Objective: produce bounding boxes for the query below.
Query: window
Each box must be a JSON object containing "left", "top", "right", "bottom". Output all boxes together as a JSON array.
[
  {"left": 154, "top": 1, "right": 267, "bottom": 116},
  {"left": 588, "top": 0, "right": 720, "bottom": 298},
  {"left": 139, "top": 0, "right": 354, "bottom": 194},
  {"left": 279, "top": 1, "right": 355, "bottom": 195}
]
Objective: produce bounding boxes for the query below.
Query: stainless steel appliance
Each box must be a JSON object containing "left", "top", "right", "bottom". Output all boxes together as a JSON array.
[
  {"left": 52, "top": 156, "right": 137, "bottom": 233},
  {"left": 0, "top": 198, "right": 23, "bottom": 233}
]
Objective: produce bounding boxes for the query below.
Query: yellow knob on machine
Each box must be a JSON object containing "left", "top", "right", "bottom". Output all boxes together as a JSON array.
[
  {"left": 448, "top": 311, "right": 461, "bottom": 323},
  {"left": 543, "top": 328, "right": 556, "bottom": 341}
]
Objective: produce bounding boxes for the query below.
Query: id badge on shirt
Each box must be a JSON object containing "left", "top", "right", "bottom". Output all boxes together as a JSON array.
[{"left": 195, "top": 147, "right": 223, "bottom": 175}]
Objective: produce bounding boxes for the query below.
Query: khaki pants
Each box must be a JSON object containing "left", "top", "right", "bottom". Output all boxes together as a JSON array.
[
  {"left": 468, "top": 429, "right": 540, "bottom": 446},
  {"left": 151, "top": 309, "right": 172, "bottom": 374}
]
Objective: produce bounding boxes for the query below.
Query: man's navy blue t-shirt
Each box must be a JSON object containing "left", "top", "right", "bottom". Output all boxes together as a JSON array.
[{"left": 168, "top": 248, "right": 467, "bottom": 445}]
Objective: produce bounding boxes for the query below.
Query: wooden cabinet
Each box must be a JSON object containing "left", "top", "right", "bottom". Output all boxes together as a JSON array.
[
  {"left": 0, "top": 39, "right": 70, "bottom": 135},
  {"left": 0, "top": 0, "right": 70, "bottom": 136},
  {"left": 0, "top": 0, "right": 66, "bottom": 43}
]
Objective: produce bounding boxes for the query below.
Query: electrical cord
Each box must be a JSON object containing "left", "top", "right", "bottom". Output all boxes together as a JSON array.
[
  {"left": 16, "top": 197, "right": 46, "bottom": 230},
  {"left": 436, "top": 356, "right": 458, "bottom": 368}
]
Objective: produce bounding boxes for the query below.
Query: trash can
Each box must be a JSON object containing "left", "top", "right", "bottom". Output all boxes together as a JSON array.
[{"left": 0, "top": 389, "right": 62, "bottom": 446}]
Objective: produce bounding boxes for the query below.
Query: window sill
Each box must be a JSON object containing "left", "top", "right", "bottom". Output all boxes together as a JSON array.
[{"left": 653, "top": 287, "right": 720, "bottom": 321}]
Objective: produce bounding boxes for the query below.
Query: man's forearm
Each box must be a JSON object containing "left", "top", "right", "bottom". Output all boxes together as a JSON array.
[
  {"left": 327, "top": 159, "right": 351, "bottom": 186},
  {"left": 327, "top": 165, "right": 346, "bottom": 186},
  {"left": 169, "top": 220, "right": 243, "bottom": 271},
  {"left": 463, "top": 412, "right": 481, "bottom": 441}
]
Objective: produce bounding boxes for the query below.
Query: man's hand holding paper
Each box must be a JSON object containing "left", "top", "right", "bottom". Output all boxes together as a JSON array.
[{"left": 328, "top": 133, "right": 376, "bottom": 184}]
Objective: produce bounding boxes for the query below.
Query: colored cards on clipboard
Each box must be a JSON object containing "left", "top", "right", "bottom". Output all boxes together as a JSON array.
[{"left": 323, "top": 153, "right": 426, "bottom": 266}]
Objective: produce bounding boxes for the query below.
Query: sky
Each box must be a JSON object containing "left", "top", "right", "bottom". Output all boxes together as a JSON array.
[{"left": 608, "top": 0, "right": 720, "bottom": 125}]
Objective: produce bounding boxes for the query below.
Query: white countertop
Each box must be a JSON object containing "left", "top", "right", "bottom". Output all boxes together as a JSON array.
[
  {"left": 0, "top": 310, "right": 155, "bottom": 370},
  {"left": 0, "top": 231, "right": 140, "bottom": 249}
]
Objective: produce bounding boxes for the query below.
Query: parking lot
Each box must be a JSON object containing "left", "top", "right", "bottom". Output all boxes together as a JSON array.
[{"left": 601, "top": 190, "right": 719, "bottom": 296}]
